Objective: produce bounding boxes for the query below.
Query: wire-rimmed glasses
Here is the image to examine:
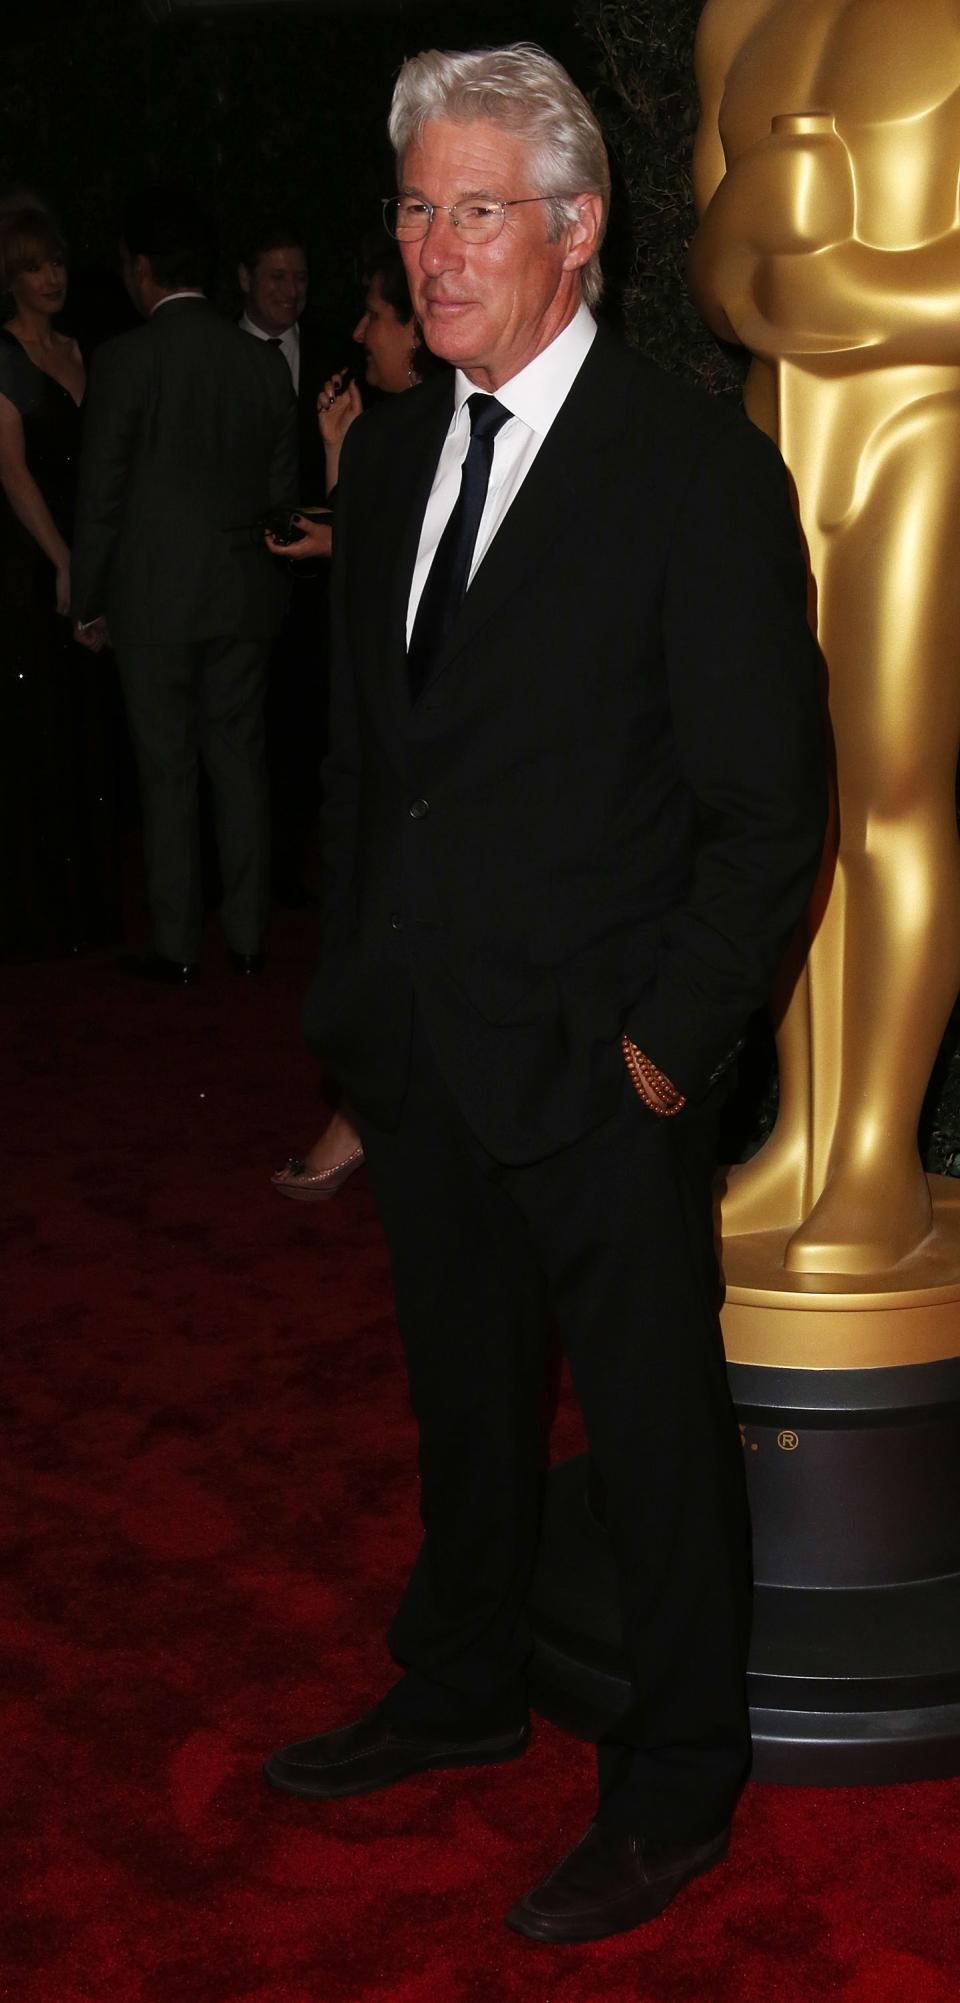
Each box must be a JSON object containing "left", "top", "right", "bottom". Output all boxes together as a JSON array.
[{"left": 382, "top": 193, "right": 571, "bottom": 245}]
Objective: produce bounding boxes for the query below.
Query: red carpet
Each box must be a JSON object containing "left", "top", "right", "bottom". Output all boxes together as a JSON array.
[{"left": 5, "top": 915, "right": 960, "bottom": 2003}]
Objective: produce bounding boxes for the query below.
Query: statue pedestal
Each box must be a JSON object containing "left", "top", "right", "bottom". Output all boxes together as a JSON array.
[
  {"left": 528, "top": 1178, "right": 960, "bottom": 1783},
  {"left": 722, "top": 1176, "right": 960, "bottom": 1369}
]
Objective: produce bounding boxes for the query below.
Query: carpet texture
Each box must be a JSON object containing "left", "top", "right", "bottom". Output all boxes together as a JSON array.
[{"left": 4, "top": 916, "right": 960, "bottom": 2002}]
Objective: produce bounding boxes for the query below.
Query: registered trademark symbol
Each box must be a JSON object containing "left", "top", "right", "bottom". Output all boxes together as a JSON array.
[{"left": 777, "top": 1429, "right": 800, "bottom": 1452}]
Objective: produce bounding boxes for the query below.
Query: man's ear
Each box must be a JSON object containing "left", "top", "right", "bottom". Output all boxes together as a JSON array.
[
  {"left": 237, "top": 262, "right": 251, "bottom": 298},
  {"left": 560, "top": 192, "right": 603, "bottom": 274}
]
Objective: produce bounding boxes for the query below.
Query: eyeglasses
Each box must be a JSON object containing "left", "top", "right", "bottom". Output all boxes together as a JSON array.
[{"left": 382, "top": 193, "right": 571, "bottom": 245}]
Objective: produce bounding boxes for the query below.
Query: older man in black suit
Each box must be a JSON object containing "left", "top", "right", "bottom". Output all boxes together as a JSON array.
[
  {"left": 266, "top": 44, "right": 827, "bottom": 1940},
  {"left": 72, "top": 192, "right": 297, "bottom": 980}
]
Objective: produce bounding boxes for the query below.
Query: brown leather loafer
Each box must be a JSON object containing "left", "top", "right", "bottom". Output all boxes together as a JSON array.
[
  {"left": 264, "top": 1704, "right": 529, "bottom": 1799},
  {"left": 505, "top": 1818, "right": 730, "bottom": 1943}
]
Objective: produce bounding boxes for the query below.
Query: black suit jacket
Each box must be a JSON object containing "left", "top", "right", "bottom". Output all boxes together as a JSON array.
[
  {"left": 72, "top": 297, "right": 298, "bottom": 649},
  {"left": 296, "top": 321, "right": 336, "bottom": 505},
  {"left": 305, "top": 323, "right": 827, "bottom": 1162}
]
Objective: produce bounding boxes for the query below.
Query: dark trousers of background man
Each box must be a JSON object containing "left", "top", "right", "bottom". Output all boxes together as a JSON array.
[
  {"left": 353, "top": 1010, "right": 754, "bottom": 1844},
  {"left": 265, "top": 568, "right": 329, "bottom": 905},
  {"left": 119, "top": 636, "right": 271, "bottom": 965}
]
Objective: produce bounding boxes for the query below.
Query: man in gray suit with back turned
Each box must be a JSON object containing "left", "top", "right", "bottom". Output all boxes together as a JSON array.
[{"left": 72, "top": 191, "right": 298, "bottom": 983}]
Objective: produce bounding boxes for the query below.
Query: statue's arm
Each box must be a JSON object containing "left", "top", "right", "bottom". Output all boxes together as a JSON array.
[
  {"left": 751, "top": 223, "right": 960, "bottom": 366},
  {"left": 689, "top": 0, "right": 769, "bottom": 342},
  {"left": 691, "top": 0, "right": 736, "bottom": 217},
  {"left": 691, "top": 84, "right": 960, "bottom": 366}
]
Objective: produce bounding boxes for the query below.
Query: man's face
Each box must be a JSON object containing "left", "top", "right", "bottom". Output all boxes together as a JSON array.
[
  {"left": 398, "top": 118, "right": 596, "bottom": 390},
  {"left": 239, "top": 244, "right": 308, "bottom": 333}
]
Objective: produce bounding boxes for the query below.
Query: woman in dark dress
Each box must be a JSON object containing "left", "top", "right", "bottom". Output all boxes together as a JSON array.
[{"left": 0, "top": 207, "right": 121, "bottom": 958}]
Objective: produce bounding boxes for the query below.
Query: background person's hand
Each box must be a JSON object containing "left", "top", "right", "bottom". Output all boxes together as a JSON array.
[
  {"left": 318, "top": 374, "right": 362, "bottom": 454},
  {"left": 264, "top": 514, "right": 333, "bottom": 560},
  {"left": 73, "top": 614, "right": 110, "bottom": 653}
]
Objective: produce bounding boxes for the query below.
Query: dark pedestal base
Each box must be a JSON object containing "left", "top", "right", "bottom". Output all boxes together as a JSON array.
[{"left": 528, "top": 1440, "right": 960, "bottom": 1784}]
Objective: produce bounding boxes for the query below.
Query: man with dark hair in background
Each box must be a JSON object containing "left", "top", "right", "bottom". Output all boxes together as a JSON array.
[
  {"left": 72, "top": 190, "right": 298, "bottom": 982},
  {"left": 238, "top": 223, "right": 331, "bottom": 504},
  {"left": 238, "top": 222, "right": 334, "bottom": 905}
]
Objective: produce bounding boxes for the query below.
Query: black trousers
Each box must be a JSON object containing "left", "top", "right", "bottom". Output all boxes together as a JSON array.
[
  {"left": 353, "top": 1013, "right": 753, "bottom": 1842},
  {"left": 265, "top": 572, "right": 328, "bottom": 898},
  {"left": 119, "top": 636, "right": 271, "bottom": 963}
]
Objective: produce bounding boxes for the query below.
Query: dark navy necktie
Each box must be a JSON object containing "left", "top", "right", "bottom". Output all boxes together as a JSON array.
[{"left": 407, "top": 393, "right": 510, "bottom": 699}]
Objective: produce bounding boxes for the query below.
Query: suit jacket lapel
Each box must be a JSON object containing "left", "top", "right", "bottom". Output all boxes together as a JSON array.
[
  {"left": 380, "top": 378, "right": 454, "bottom": 711},
  {"left": 413, "top": 327, "right": 635, "bottom": 702}
]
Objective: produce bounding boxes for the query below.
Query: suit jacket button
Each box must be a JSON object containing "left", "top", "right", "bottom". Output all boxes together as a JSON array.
[
  {"left": 390, "top": 912, "right": 402, "bottom": 930},
  {"left": 408, "top": 798, "right": 430, "bottom": 819}
]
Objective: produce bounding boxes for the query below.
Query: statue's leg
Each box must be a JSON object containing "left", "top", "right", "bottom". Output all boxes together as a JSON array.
[
  {"left": 785, "top": 394, "right": 960, "bottom": 1274},
  {"left": 720, "top": 361, "right": 831, "bottom": 1239},
  {"left": 720, "top": 926, "right": 818, "bottom": 1235}
]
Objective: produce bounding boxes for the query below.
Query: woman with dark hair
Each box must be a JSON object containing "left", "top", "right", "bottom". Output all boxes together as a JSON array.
[
  {"left": 267, "top": 240, "right": 446, "bottom": 1200},
  {"left": 0, "top": 206, "right": 121, "bottom": 956},
  {"left": 266, "top": 240, "right": 440, "bottom": 565}
]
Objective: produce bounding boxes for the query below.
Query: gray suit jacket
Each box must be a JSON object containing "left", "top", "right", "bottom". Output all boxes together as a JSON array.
[{"left": 72, "top": 296, "right": 298, "bottom": 649}]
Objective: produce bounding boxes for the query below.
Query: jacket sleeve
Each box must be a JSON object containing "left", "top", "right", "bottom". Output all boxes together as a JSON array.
[
  {"left": 318, "top": 418, "right": 364, "bottom": 953},
  {"left": 71, "top": 339, "right": 148, "bottom": 622},
  {"left": 623, "top": 414, "right": 829, "bottom": 1102}
]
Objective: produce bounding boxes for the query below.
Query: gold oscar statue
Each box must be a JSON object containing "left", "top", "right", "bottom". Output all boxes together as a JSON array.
[{"left": 689, "top": 0, "right": 960, "bottom": 1366}]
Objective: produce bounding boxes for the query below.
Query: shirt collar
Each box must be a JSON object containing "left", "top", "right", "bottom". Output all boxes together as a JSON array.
[
  {"left": 239, "top": 313, "right": 300, "bottom": 356},
  {"left": 150, "top": 291, "right": 205, "bottom": 314},
  {"left": 452, "top": 302, "right": 596, "bottom": 434}
]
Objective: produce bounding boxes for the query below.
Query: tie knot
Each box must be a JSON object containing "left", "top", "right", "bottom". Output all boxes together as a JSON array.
[{"left": 466, "top": 393, "right": 509, "bottom": 443}]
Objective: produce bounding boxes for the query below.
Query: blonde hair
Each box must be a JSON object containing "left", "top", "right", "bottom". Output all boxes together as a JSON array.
[{"left": 0, "top": 206, "right": 66, "bottom": 294}]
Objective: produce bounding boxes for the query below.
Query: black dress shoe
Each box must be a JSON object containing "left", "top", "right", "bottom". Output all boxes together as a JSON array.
[
  {"left": 229, "top": 950, "right": 265, "bottom": 975},
  {"left": 122, "top": 951, "right": 200, "bottom": 986},
  {"left": 505, "top": 1819, "right": 730, "bottom": 1943},
  {"left": 265, "top": 1704, "right": 530, "bottom": 1800}
]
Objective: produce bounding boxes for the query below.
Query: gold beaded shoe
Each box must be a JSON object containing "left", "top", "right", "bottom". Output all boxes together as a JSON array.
[{"left": 270, "top": 1148, "right": 365, "bottom": 1202}]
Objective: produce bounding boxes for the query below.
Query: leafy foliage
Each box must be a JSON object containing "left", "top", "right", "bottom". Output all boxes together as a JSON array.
[{"left": 577, "top": 0, "right": 744, "bottom": 393}]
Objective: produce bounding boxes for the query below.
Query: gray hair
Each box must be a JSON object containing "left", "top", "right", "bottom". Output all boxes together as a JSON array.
[{"left": 388, "top": 42, "right": 610, "bottom": 309}]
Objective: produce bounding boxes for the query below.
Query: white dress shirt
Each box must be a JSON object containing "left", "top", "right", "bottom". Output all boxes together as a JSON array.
[
  {"left": 406, "top": 302, "right": 596, "bottom": 644},
  {"left": 239, "top": 313, "right": 301, "bottom": 394}
]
